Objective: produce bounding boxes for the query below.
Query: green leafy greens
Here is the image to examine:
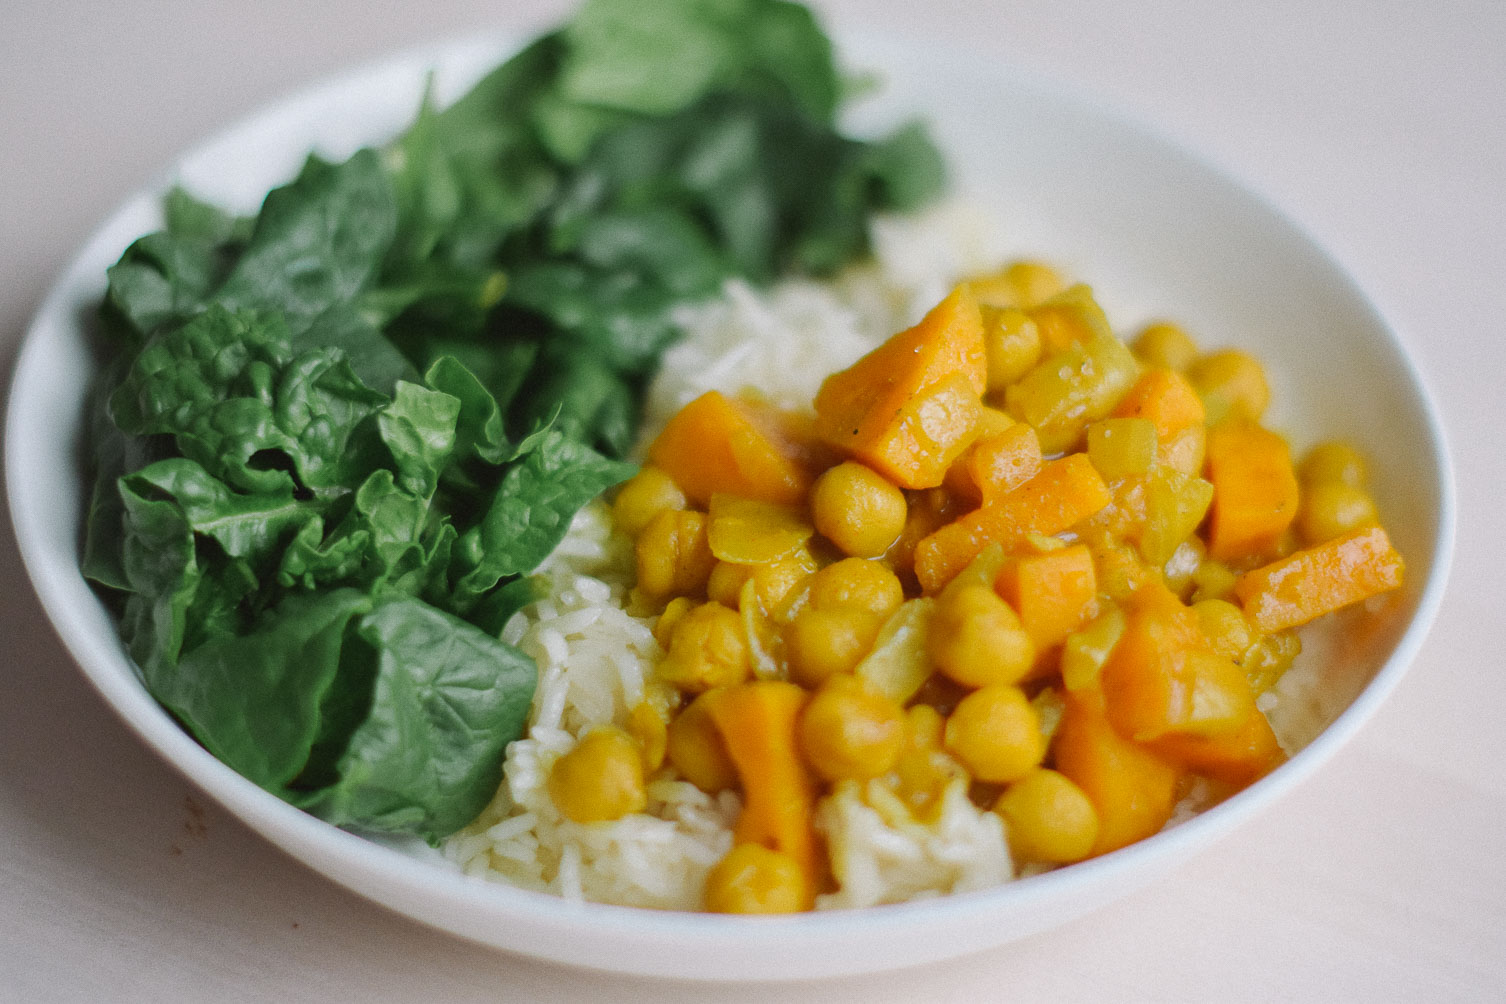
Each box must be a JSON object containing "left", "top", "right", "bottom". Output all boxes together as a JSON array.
[{"left": 82, "top": 0, "right": 944, "bottom": 842}]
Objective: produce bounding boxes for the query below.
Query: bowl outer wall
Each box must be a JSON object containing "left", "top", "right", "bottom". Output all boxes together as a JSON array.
[{"left": 3, "top": 29, "right": 1454, "bottom": 980}]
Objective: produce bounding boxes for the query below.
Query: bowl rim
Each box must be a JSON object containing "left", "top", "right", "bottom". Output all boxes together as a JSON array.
[{"left": 2, "top": 25, "right": 1457, "bottom": 979}]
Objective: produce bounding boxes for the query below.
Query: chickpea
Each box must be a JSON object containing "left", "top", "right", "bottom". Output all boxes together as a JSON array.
[
  {"left": 797, "top": 676, "right": 906, "bottom": 782},
  {"left": 1299, "top": 440, "right": 1368, "bottom": 488},
  {"left": 707, "top": 561, "right": 751, "bottom": 608},
  {"left": 1008, "top": 261, "right": 1066, "bottom": 306},
  {"left": 1298, "top": 480, "right": 1378, "bottom": 544},
  {"left": 972, "top": 260, "right": 1066, "bottom": 309},
  {"left": 625, "top": 701, "right": 669, "bottom": 773},
  {"left": 890, "top": 705, "right": 964, "bottom": 818},
  {"left": 980, "top": 306, "right": 1043, "bottom": 392},
  {"left": 653, "top": 596, "right": 696, "bottom": 649},
  {"left": 810, "top": 462, "right": 908, "bottom": 558},
  {"left": 993, "top": 768, "right": 1099, "bottom": 864},
  {"left": 943, "top": 684, "right": 1044, "bottom": 784},
  {"left": 749, "top": 550, "right": 818, "bottom": 610},
  {"left": 928, "top": 584, "right": 1034, "bottom": 688},
  {"left": 1193, "top": 599, "right": 1255, "bottom": 662},
  {"left": 612, "top": 466, "right": 687, "bottom": 537},
  {"left": 1188, "top": 348, "right": 1270, "bottom": 424},
  {"left": 657, "top": 602, "right": 751, "bottom": 693},
  {"left": 806, "top": 557, "right": 905, "bottom": 618},
  {"left": 636, "top": 509, "right": 714, "bottom": 599},
  {"left": 704, "top": 843, "right": 808, "bottom": 914},
  {"left": 665, "top": 691, "right": 738, "bottom": 792},
  {"left": 1132, "top": 321, "right": 1199, "bottom": 371},
  {"left": 785, "top": 606, "right": 885, "bottom": 688},
  {"left": 547, "top": 727, "right": 647, "bottom": 823}
]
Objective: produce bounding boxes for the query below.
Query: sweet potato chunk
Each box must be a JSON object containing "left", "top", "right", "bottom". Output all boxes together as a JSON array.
[
  {"left": 1147, "top": 708, "right": 1286, "bottom": 786},
  {"left": 953, "top": 422, "right": 1044, "bottom": 505},
  {"left": 914, "top": 454, "right": 1111, "bottom": 593},
  {"left": 1052, "top": 688, "right": 1182, "bottom": 856},
  {"left": 704, "top": 681, "right": 819, "bottom": 908},
  {"left": 1098, "top": 584, "right": 1256, "bottom": 742},
  {"left": 1113, "top": 368, "right": 1206, "bottom": 439},
  {"left": 995, "top": 544, "right": 1097, "bottom": 653},
  {"left": 813, "top": 286, "right": 987, "bottom": 489},
  {"left": 1234, "top": 525, "right": 1405, "bottom": 632},
  {"left": 649, "top": 391, "right": 813, "bottom": 506},
  {"left": 1204, "top": 420, "right": 1300, "bottom": 562}
]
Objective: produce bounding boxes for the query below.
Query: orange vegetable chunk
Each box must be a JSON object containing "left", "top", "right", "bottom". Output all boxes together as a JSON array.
[
  {"left": 813, "top": 286, "right": 987, "bottom": 489},
  {"left": 703, "top": 681, "right": 820, "bottom": 908},
  {"left": 1026, "top": 283, "right": 1114, "bottom": 353},
  {"left": 648, "top": 391, "right": 812, "bottom": 506},
  {"left": 995, "top": 544, "right": 1097, "bottom": 653},
  {"left": 914, "top": 454, "right": 1111, "bottom": 593},
  {"left": 1052, "top": 688, "right": 1182, "bottom": 856},
  {"left": 1099, "top": 585, "right": 1256, "bottom": 742},
  {"left": 1146, "top": 706, "right": 1286, "bottom": 786},
  {"left": 1203, "top": 419, "right": 1300, "bottom": 562},
  {"left": 949, "top": 422, "right": 1044, "bottom": 505},
  {"left": 1113, "top": 368, "right": 1206, "bottom": 439},
  {"left": 1234, "top": 525, "right": 1405, "bottom": 632}
]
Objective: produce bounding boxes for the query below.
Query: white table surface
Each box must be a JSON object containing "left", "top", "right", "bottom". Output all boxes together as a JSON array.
[{"left": 3, "top": 1, "right": 1503, "bottom": 999}]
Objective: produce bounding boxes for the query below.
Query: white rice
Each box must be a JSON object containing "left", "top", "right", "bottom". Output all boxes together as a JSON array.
[
  {"left": 443, "top": 200, "right": 1319, "bottom": 911},
  {"left": 444, "top": 501, "right": 742, "bottom": 909},
  {"left": 444, "top": 204, "right": 1018, "bottom": 909}
]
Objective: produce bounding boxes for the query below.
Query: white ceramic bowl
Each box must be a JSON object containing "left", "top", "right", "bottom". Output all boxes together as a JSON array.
[{"left": 4, "top": 30, "right": 1453, "bottom": 980}]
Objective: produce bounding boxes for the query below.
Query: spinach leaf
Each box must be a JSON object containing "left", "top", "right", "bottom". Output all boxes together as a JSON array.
[
  {"left": 215, "top": 150, "right": 397, "bottom": 329},
  {"left": 115, "top": 481, "right": 199, "bottom": 676},
  {"left": 377, "top": 381, "right": 461, "bottom": 498},
  {"left": 452, "top": 429, "right": 635, "bottom": 608},
  {"left": 558, "top": 0, "right": 742, "bottom": 118},
  {"left": 104, "top": 231, "right": 228, "bottom": 342},
  {"left": 82, "top": 0, "right": 948, "bottom": 843},
  {"left": 294, "top": 303, "right": 418, "bottom": 395},
  {"left": 276, "top": 515, "right": 370, "bottom": 591},
  {"left": 422, "top": 356, "right": 510, "bottom": 465},
  {"left": 154, "top": 589, "right": 374, "bottom": 789},
  {"left": 110, "top": 307, "right": 389, "bottom": 496},
  {"left": 556, "top": 0, "right": 837, "bottom": 133},
  {"left": 122, "top": 458, "right": 312, "bottom": 563},
  {"left": 294, "top": 595, "right": 536, "bottom": 841},
  {"left": 162, "top": 185, "right": 252, "bottom": 245}
]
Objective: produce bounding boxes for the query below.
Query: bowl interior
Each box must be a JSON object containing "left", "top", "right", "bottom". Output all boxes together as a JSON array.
[{"left": 4, "top": 30, "right": 1452, "bottom": 980}]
